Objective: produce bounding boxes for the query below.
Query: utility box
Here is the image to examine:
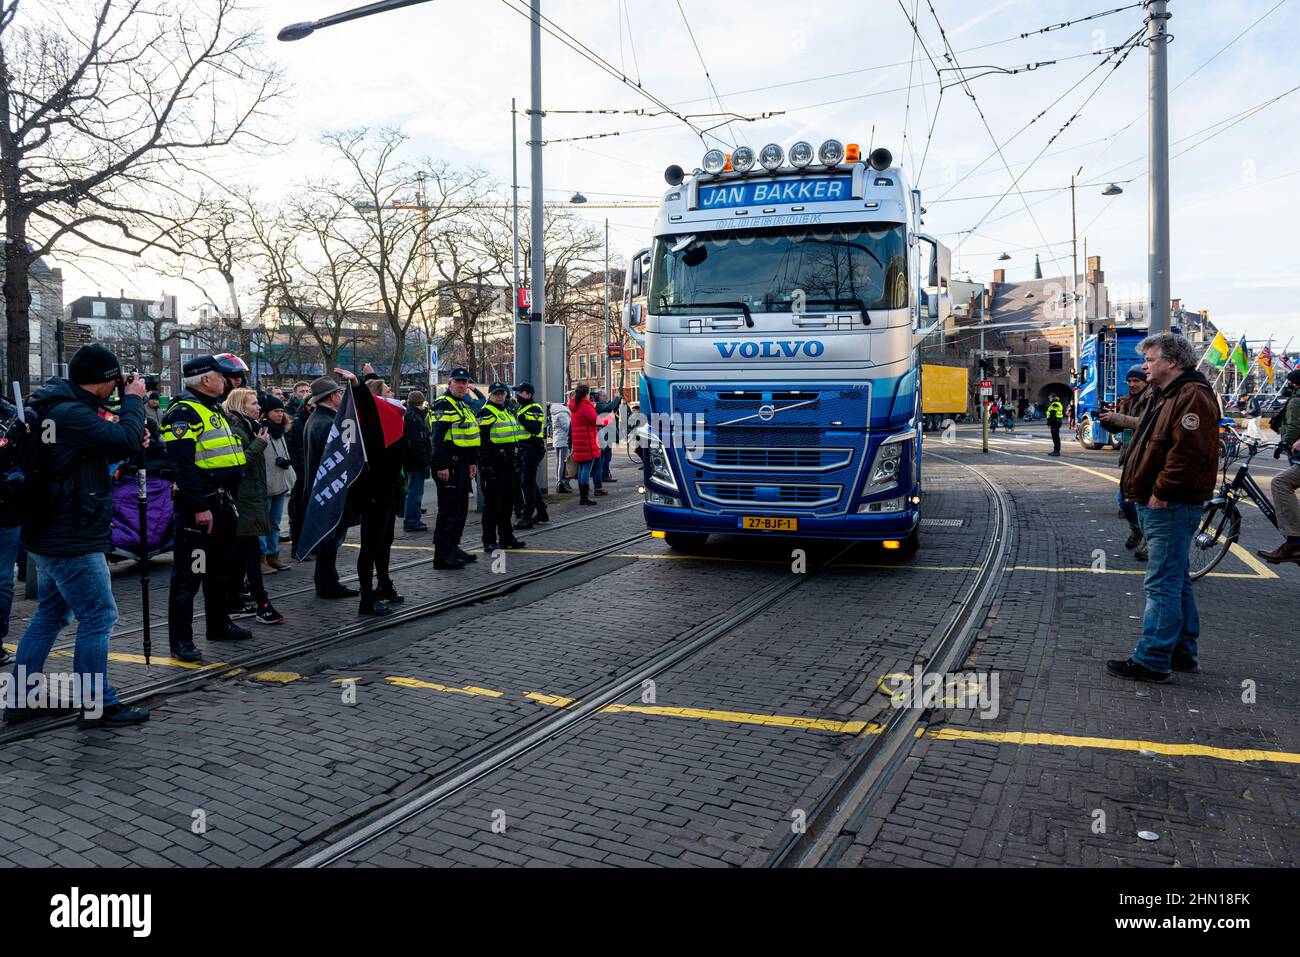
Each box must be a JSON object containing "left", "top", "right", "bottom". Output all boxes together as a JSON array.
[{"left": 513, "top": 322, "right": 567, "bottom": 408}]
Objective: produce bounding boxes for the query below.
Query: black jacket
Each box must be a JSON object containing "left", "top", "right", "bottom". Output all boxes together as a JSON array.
[
  {"left": 403, "top": 405, "right": 433, "bottom": 473},
  {"left": 21, "top": 378, "right": 146, "bottom": 558},
  {"left": 287, "top": 399, "right": 311, "bottom": 476}
]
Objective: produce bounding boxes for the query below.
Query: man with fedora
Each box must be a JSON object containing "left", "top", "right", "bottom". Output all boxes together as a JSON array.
[
  {"left": 303, "top": 373, "right": 361, "bottom": 598},
  {"left": 429, "top": 368, "right": 481, "bottom": 569},
  {"left": 163, "top": 355, "right": 252, "bottom": 663}
]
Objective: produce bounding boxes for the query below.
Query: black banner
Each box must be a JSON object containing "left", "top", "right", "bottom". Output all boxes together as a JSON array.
[{"left": 294, "top": 385, "right": 365, "bottom": 561}]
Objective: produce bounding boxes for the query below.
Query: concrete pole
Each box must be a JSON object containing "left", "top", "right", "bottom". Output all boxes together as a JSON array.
[
  {"left": 1071, "top": 172, "right": 1081, "bottom": 418},
  {"left": 603, "top": 218, "right": 611, "bottom": 396},
  {"left": 512, "top": 98, "right": 520, "bottom": 317},
  {"left": 1147, "top": 0, "right": 1172, "bottom": 334},
  {"left": 528, "top": 0, "right": 546, "bottom": 407}
]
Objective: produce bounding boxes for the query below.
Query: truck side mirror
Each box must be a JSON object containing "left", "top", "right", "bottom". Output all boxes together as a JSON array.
[{"left": 629, "top": 247, "right": 650, "bottom": 299}]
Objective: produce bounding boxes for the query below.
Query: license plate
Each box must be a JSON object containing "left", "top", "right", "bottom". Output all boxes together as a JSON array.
[{"left": 742, "top": 516, "right": 798, "bottom": 532}]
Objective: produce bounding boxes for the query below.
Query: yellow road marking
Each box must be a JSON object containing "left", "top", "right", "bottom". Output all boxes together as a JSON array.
[
  {"left": 1229, "top": 543, "right": 1279, "bottom": 579},
  {"left": 927, "top": 727, "right": 1300, "bottom": 765},
  {"left": 384, "top": 676, "right": 504, "bottom": 697},
  {"left": 525, "top": 691, "right": 578, "bottom": 708},
  {"left": 251, "top": 671, "right": 302, "bottom": 684},
  {"left": 370, "top": 675, "right": 1300, "bottom": 767},
  {"left": 600, "top": 702, "right": 879, "bottom": 735}
]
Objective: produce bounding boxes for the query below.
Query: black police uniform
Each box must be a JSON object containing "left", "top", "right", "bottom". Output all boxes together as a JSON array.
[
  {"left": 514, "top": 386, "right": 549, "bottom": 526},
  {"left": 164, "top": 371, "right": 246, "bottom": 656},
  {"left": 430, "top": 372, "right": 482, "bottom": 567}
]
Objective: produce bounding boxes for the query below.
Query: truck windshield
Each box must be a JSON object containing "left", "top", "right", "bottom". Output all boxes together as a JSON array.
[{"left": 649, "top": 223, "right": 908, "bottom": 315}]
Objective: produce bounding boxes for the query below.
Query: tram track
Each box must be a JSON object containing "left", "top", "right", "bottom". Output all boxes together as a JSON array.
[
  {"left": 0, "top": 504, "right": 649, "bottom": 746},
  {"left": 767, "top": 452, "right": 1011, "bottom": 868},
  {"left": 279, "top": 541, "right": 858, "bottom": 867},
  {"left": 34, "top": 501, "right": 643, "bottom": 653}
]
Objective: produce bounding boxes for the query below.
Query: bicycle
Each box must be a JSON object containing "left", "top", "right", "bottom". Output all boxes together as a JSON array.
[{"left": 1189, "top": 437, "right": 1294, "bottom": 580}]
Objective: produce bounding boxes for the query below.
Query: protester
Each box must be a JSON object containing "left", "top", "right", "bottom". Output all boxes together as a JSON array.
[
  {"left": 1256, "top": 369, "right": 1300, "bottom": 563},
  {"left": 4, "top": 345, "right": 150, "bottom": 726},
  {"left": 350, "top": 376, "right": 404, "bottom": 614},
  {"left": 260, "top": 393, "right": 296, "bottom": 572},
  {"left": 303, "top": 376, "right": 358, "bottom": 599},
  {"left": 287, "top": 380, "right": 311, "bottom": 416},
  {"left": 1108, "top": 333, "right": 1219, "bottom": 682},
  {"left": 568, "top": 384, "right": 600, "bottom": 506},
  {"left": 1100, "top": 367, "right": 1154, "bottom": 557},
  {"left": 223, "top": 388, "right": 283, "bottom": 624},
  {"left": 551, "top": 397, "right": 573, "bottom": 493},
  {"left": 402, "top": 390, "right": 432, "bottom": 532},
  {"left": 287, "top": 385, "right": 312, "bottom": 547}
]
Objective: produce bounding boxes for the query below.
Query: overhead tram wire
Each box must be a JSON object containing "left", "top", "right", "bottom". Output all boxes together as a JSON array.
[
  {"left": 496, "top": 0, "right": 722, "bottom": 147},
  {"left": 912, "top": 0, "right": 1075, "bottom": 278},
  {"left": 949, "top": 26, "right": 1145, "bottom": 257},
  {"left": 663, "top": 1, "right": 1154, "bottom": 109},
  {"left": 674, "top": 0, "right": 740, "bottom": 148},
  {"left": 901, "top": 0, "right": 922, "bottom": 171}
]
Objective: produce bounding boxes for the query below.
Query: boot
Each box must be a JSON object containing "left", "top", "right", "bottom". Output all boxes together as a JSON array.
[
  {"left": 260, "top": 556, "right": 277, "bottom": 576},
  {"left": 556, "top": 483, "right": 573, "bottom": 494},
  {"left": 1135, "top": 538, "right": 1148, "bottom": 562},
  {"left": 376, "top": 582, "right": 405, "bottom": 604},
  {"left": 1257, "top": 541, "right": 1300, "bottom": 564},
  {"left": 579, "top": 484, "right": 596, "bottom": 506},
  {"left": 1125, "top": 526, "right": 1143, "bottom": 550},
  {"left": 535, "top": 509, "right": 550, "bottom": 525},
  {"left": 434, "top": 552, "right": 468, "bottom": 570},
  {"left": 594, "top": 487, "right": 609, "bottom": 497},
  {"left": 267, "top": 555, "right": 290, "bottom": 571}
]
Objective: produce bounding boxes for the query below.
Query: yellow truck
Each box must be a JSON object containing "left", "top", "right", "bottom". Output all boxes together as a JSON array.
[{"left": 921, "top": 364, "right": 969, "bottom": 432}]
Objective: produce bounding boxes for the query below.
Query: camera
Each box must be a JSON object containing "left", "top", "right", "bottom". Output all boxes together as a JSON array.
[
  {"left": 123, "top": 369, "right": 161, "bottom": 392},
  {"left": 274, "top": 456, "right": 292, "bottom": 470}
]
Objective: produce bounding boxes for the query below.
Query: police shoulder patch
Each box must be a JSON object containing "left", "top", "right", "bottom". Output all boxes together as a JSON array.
[
  {"left": 170, "top": 421, "right": 191, "bottom": 438},
  {"left": 1181, "top": 413, "right": 1201, "bottom": 431}
]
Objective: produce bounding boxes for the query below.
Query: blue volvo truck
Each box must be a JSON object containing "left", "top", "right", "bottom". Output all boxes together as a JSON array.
[
  {"left": 620, "top": 139, "right": 952, "bottom": 557},
  {"left": 1075, "top": 326, "right": 1151, "bottom": 450}
]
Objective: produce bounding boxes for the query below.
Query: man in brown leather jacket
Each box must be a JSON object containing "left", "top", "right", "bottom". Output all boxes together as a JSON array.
[{"left": 1107, "top": 333, "right": 1220, "bottom": 682}]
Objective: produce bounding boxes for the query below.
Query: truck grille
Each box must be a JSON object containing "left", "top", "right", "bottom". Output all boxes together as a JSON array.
[
  {"left": 688, "top": 447, "right": 853, "bottom": 472},
  {"left": 695, "top": 482, "right": 841, "bottom": 508}
]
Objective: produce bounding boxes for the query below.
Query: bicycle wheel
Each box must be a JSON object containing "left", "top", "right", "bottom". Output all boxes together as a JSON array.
[
  {"left": 1188, "top": 500, "right": 1240, "bottom": 581},
  {"left": 625, "top": 437, "right": 642, "bottom": 466}
]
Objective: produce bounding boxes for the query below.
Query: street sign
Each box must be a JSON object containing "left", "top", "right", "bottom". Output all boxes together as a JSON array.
[
  {"left": 606, "top": 343, "right": 624, "bottom": 360},
  {"left": 980, "top": 379, "right": 992, "bottom": 397},
  {"left": 517, "top": 288, "right": 531, "bottom": 318}
]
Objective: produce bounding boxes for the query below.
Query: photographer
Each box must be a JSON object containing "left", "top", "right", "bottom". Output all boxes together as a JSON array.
[
  {"left": 3, "top": 345, "right": 149, "bottom": 727},
  {"left": 1257, "top": 369, "right": 1300, "bottom": 563},
  {"left": 162, "top": 355, "right": 251, "bottom": 663}
]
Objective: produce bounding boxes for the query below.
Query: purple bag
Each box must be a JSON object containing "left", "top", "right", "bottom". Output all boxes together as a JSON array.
[{"left": 110, "top": 475, "right": 174, "bottom": 555}]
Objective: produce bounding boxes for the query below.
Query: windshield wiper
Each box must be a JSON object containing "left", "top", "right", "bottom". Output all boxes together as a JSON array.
[
  {"left": 803, "top": 298, "right": 872, "bottom": 326},
  {"left": 665, "top": 301, "right": 754, "bottom": 328}
]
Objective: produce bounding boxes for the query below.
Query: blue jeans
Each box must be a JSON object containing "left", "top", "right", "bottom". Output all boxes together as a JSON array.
[
  {"left": 261, "top": 492, "right": 289, "bottom": 556},
  {"left": 1118, "top": 486, "right": 1139, "bottom": 529},
  {"left": 1132, "top": 503, "right": 1201, "bottom": 673},
  {"left": 0, "top": 525, "right": 20, "bottom": 643},
  {"left": 576, "top": 459, "right": 594, "bottom": 485},
  {"left": 404, "top": 469, "right": 427, "bottom": 528},
  {"left": 11, "top": 552, "right": 120, "bottom": 707},
  {"left": 601, "top": 445, "right": 613, "bottom": 480}
]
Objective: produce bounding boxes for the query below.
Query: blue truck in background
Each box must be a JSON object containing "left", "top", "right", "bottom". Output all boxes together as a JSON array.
[{"left": 1074, "top": 326, "right": 1150, "bottom": 450}]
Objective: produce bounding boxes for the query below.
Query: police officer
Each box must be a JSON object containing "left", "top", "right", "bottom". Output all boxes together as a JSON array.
[
  {"left": 478, "top": 383, "right": 528, "bottom": 552},
  {"left": 512, "top": 382, "right": 550, "bottom": 529},
  {"left": 1046, "top": 395, "right": 1065, "bottom": 457},
  {"left": 163, "top": 355, "right": 250, "bottom": 662},
  {"left": 430, "top": 368, "right": 482, "bottom": 570}
]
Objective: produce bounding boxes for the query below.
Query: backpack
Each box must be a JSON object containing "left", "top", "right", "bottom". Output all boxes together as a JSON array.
[
  {"left": 1268, "top": 396, "right": 1293, "bottom": 436},
  {"left": 0, "top": 396, "right": 75, "bottom": 529}
]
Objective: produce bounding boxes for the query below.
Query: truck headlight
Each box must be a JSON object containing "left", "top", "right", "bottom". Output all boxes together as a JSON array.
[
  {"left": 645, "top": 489, "right": 681, "bottom": 507},
  {"left": 857, "top": 496, "right": 905, "bottom": 514},
  {"left": 647, "top": 441, "right": 678, "bottom": 491},
  {"left": 868, "top": 437, "right": 909, "bottom": 490}
]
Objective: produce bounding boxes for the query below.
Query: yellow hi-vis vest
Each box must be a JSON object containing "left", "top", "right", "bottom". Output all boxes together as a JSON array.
[
  {"left": 162, "top": 399, "right": 246, "bottom": 469},
  {"left": 435, "top": 395, "right": 481, "bottom": 448},
  {"left": 479, "top": 403, "right": 527, "bottom": 444},
  {"left": 1047, "top": 399, "right": 1064, "bottom": 419},
  {"left": 516, "top": 401, "right": 545, "bottom": 441}
]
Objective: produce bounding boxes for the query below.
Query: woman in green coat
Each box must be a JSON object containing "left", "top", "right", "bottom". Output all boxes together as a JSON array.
[{"left": 223, "top": 388, "right": 284, "bottom": 624}]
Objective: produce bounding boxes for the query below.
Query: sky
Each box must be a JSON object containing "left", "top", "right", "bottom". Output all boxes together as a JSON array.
[{"left": 56, "top": 0, "right": 1300, "bottom": 346}]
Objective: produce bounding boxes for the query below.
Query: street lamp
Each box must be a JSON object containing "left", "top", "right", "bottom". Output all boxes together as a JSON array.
[
  {"left": 1102, "top": 183, "right": 1124, "bottom": 197},
  {"left": 276, "top": 0, "right": 433, "bottom": 43},
  {"left": 569, "top": 192, "right": 588, "bottom": 205},
  {"left": 997, "top": 252, "right": 1011, "bottom": 261}
]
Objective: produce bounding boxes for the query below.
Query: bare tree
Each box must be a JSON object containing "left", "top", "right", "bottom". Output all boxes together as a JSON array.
[
  {"left": 316, "top": 129, "right": 486, "bottom": 381},
  {"left": 0, "top": 0, "right": 284, "bottom": 390}
]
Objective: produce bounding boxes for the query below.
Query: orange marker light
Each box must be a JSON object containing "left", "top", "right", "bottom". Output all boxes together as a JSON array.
[
  {"left": 846, "top": 143, "right": 861, "bottom": 163},
  {"left": 724, "top": 153, "right": 733, "bottom": 172},
  {"left": 882, "top": 540, "right": 902, "bottom": 550}
]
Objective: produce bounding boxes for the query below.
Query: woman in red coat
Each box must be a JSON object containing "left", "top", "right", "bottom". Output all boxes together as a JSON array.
[{"left": 568, "top": 384, "right": 600, "bottom": 506}]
